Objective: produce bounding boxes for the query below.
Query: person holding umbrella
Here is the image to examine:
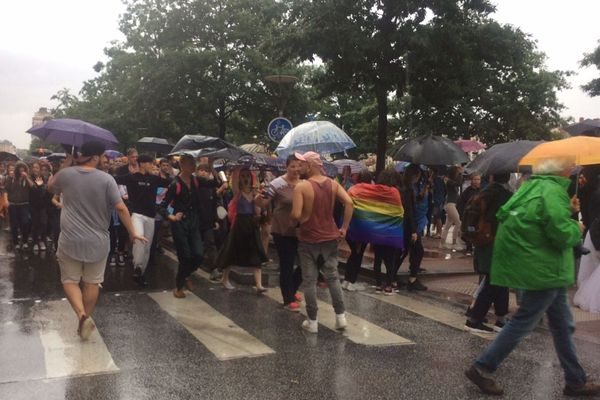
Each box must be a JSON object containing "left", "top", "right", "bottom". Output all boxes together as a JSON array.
[{"left": 49, "top": 141, "right": 147, "bottom": 340}]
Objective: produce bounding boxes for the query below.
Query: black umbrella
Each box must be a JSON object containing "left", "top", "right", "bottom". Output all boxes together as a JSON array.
[
  {"left": 0, "top": 152, "right": 19, "bottom": 162},
  {"left": 45, "top": 153, "right": 67, "bottom": 163},
  {"left": 170, "top": 135, "right": 250, "bottom": 161},
  {"left": 136, "top": 137, "right": 174, "bottom": 154},
  {"left": 465, "top": 141, "right": 543, "bottom": 176},
  {"left": 392, "top": 134, "right": 469, "bottom": 166},
  {"left": 564, "top": 119, "right": 600, "bottom": 137}
]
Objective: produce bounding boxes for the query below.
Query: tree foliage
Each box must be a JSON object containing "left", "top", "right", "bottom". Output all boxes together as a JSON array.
[{"left": 581, "top": 40, "right": 600, "bottom": 97}]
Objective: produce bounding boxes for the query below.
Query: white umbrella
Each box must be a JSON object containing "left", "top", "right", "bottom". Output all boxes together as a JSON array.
[{"left": 276, "top": 121, "right": 356, "bottom": 157}]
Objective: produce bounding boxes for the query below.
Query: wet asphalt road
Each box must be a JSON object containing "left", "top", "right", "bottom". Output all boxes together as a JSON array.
[{"left": 0, "top": 236, "right": 599, "bottom": 400}]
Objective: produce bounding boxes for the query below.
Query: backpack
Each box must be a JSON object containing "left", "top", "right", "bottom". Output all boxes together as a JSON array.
[
  {"left": 174, "top": 176, "right": 199, "bottom": 196},
  {"left": 460, "top": 192, "right": 494, "bottom": 246}
]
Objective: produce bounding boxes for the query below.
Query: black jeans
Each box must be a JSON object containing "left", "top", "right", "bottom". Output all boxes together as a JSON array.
[
  {"left": 373, "top": 245, "right": 397, "bottom": 287},
  {"left": 394, "top": 234, "right": 424, "bottom": 278},
  {"left": 470, "top": 274, "right": 509, "bottom": 322},
  {"left": 47, "top": 208, "right": 60, "bottom": 244},
  {"left": 31, "top": 206, "right": 48, "bottom": 243},
  {"left": 9, "top": 204, "right": 31, "bottom": 245},
  {"left": 273, "top": 234, "right": 302, "bottom": 305},
  {"left": 344, "top": 240, "right": 367, "bottom": 283},
  {"left": 171, "top": 214, "right": 204, "bottom": 290}
]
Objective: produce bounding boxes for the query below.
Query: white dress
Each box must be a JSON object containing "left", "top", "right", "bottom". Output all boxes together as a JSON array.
[{"left": 574, "top": 232, "right": 600, "bottom": 314}]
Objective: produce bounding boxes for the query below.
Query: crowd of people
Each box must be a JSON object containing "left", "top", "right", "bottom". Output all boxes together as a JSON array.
[{"left": 1, "top": 141, "right": 600, "bottom": 396}]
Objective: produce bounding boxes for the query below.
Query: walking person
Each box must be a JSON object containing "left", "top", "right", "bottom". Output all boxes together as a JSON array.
[
  {"left": 255, "top": 154, "right": 305, "bottom": 311},
  {"left": 216, "top": 167, "right": 268, "bottom": 292},
  {"left": 290, "top": 152, "right": 354, "bottom": 333},
  {"left": 30, "top": 162, "right": 51, "bottom": 252},
  {"left": 440, "top": 166, "right": 464, "bottom": 250},
  {"left": 466, "top": 159, "right": 600, "bottom": 397},
  {"left": 457, "top": 173, "right": 482, "bottom": 255},
  {"left": 115, "top": 154, "right": 171, "bottom": 286},
  {"left": 49, "top": 141, "right": 146, "bottom": 340},
  {"left": 6, "top": 162, "right": 33, "bottom": 251}
]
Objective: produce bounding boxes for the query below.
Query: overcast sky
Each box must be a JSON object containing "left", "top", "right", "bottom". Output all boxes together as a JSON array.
[{"left": 1, "top": 0, "right": 600, "bottom": 149}]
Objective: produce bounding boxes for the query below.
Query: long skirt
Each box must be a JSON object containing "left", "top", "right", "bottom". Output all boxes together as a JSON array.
[
  {"left": 216, "top": 214, "right": 268, "bottom": 268},
  {"left": 574, "top": 232, "right": 600, "bottom": 314}
]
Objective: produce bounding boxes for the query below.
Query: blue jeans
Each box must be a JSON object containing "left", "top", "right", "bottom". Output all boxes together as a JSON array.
[{"left": 475, "top": 287, "right": 586, "bottom": 386}]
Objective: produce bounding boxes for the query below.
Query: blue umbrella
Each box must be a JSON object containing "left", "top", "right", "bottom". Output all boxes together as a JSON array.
[
  {"left": 333, "top": 159, "right": 363, "bottom": 174},
  {"left": 276, "top": 121, "right": 356, "bottom": 157},
  {"left": 104, "top": 150, "right": 124, "bottom": 160},
  {"left": 27, "top": 118, "right": 119, "bottom": 149}
]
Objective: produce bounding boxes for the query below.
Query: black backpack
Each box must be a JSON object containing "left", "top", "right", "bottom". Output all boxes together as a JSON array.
[{"left": 461, "top": 192, "right": 494, "bottom": 247}]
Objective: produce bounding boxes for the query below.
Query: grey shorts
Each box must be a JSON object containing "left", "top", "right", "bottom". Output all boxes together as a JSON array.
[{"left": 57, "top": 249, "right": 107, "bottom": 284}]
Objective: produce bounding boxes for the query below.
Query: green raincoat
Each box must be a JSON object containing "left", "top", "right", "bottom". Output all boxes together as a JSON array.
[{"left": 490, "top": 175, "right": 581, "bottom": 290}]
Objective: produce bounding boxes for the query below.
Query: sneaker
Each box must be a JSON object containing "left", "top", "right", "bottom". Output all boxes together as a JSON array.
[
  {"left": 173, "top": 289, "right": 186, "bottom": 298},
  {"left": 344, "top": 282, "right": 358, "bottom": 292},
  {"left": 394, "top": 281, "right": 407, "bottom": 292},
  {"left": 255, "top": 286, "right": 267, "bottom": 294},
  {"left": 13, "top": 243, "right": 20, "bottom": 252},
  {"left": 335, "top": 313, "right": 347, "bottom": 331},
  {"left": 39, "top": 242, "right": 46, "bottom": 251},
  {"left": 465, "top": 366, "right": 504, "bottom": 396},
  {"left": 375, "top": 285, "right": 384, "bottom": 294},
  {"left": 78, "top": 316, "right": 96, "bottom": 341},
  {"left": 384, "top": 286, "right": 394, "bottom": 296},
  {"left": 302, "top": 319, "right": 318, "bottom": 333},
  {"left": 109, "top": 255, "right": 117, "bottom": 267},
  {"left": 284, "top": 302, "right": 301, "bottom": 312},
  {"left": 465, "top": 307, "right": 489, "bottom": 323},
  {"left": 294, "top": 293, "right": 302, "bottom": 303},
  {"left": 407, "top": 279, "right": 428, "bottom": 291},
  {"left": 464, "top": 320, "right": 495, "bottom": 334},
  {"left": 563, "top": 382, "right": 600, "bottom": 397},
  {"left": 341, "top": 280, "right": 349, "bottom": 290},
  {"left": 117, "top": 254, "right": 126, "bottom": 267},
  {"left": 223, "top": 280, "right": 235, "bottom": 290},
  {"left": 209, "top": 269, "right": 222, "bottom": 282},
  {"left": 21, "top": 242, "right": 29, "bottom": 251},
  {"left": 33, "top": 244, "right": 39, "bottom": 252},
  {"left": 493, "top": 320, "right": 506, "bottom": 333}
]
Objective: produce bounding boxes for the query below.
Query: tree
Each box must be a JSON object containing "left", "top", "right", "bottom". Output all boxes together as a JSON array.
[{"left": 581, "top": 40, "right": 600, "bottom": 96}]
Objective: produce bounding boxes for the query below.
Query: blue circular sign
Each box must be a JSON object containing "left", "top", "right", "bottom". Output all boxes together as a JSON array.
[{"left": 267, "top": 117, "right": 293, "bottom": 142}]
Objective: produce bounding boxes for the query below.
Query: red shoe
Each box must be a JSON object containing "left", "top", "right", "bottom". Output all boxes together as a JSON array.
[
  {"left": 294, "top": 293, "right": 302, "bottom": 302},
  {"left": 284, "top": 302, "right": 301, "bottom": 312}
]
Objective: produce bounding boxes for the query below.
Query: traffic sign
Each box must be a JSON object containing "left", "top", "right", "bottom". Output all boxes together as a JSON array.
[{"left": 267, "top": 117, "right": 293, "bottom": 142}]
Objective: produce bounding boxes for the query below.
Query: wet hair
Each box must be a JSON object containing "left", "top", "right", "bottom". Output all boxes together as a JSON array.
[
  {"left": 286, "top": 154, "right": 302, "bottom": 166},
  {"left": 159, "top": 158, "right": 169, "bottom": 165},
  {"left": 127, "top": 147, "right": 138, "bottom": 156},
  {"left": 376, "top": 168, "right": 398, "bottom": 187},
  {"left": 448, "top": 166, "right": 461, "bottom": 180},
  {"left": 197, "top": 163, "right": 210, "bottom": 172},
  {"left": 403, "top": 164, "right": 422, "bottom": 187},
  {"left": 137, "top": 154, "right": 155, "bottom": 164},
  {"left": 492, "top": 173, "right": 511, "bottom": 184},
  {"left": 356, "top": 170, "right": 373, "bottom": 184}
]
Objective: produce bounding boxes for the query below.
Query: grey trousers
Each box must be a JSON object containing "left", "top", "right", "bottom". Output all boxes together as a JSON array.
[{"left": 299, "top": 240, "right": 345, "bottom": 320}]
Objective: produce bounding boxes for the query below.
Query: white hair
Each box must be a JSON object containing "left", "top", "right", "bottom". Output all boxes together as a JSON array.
[{"left": 532, "top": 158, "right": 573, "bottom": 175}]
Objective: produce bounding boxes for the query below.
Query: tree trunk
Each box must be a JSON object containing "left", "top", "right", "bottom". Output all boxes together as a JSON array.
[
  {"left": 375, "top": 86, "right": 388, "bottom": 175},
  {"left": 217, "top": 102, "right": 226, "bottom": 139}
]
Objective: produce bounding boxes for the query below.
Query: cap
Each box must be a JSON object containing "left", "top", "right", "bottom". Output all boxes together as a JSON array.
[
  {"left": 301, "top": 151, "right": 323, "bottom": 166},
  {"left": 80, "top": 141, "right": 106, "bottom": 157}
]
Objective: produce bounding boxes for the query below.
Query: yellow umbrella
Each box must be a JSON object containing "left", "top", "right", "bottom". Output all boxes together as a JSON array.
[{"left": 519, "top": 136, "right": 600, "bottom": 167}]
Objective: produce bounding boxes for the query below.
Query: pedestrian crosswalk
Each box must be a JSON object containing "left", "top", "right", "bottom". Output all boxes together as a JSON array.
[{"left": 0, "top": 266, "right": 498, "bottom": 385}]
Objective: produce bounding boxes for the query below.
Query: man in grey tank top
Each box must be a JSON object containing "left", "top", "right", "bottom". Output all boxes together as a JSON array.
[{"left": 291, "top": 152, "right": 354, "bottom": 334}]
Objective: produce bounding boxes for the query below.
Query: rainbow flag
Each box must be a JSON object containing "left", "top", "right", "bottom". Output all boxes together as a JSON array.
[{"left": 346, "top": 183, "right": 404, "bottom": 249}]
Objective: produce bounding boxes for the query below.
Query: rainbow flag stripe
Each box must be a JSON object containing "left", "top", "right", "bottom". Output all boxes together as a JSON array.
[{"left": 346, "top": 183, "right": 404, "bottom": 249}]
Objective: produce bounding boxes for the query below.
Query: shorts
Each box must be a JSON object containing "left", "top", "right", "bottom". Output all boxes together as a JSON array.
[{"left": 57, "top": 249, "right": 107, "bottom": 284}]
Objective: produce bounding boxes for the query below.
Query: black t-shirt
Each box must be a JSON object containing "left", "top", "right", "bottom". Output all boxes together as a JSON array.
[
  {"left": 162, "top": 175, "right": 218, "bottom": 219},
  {"left": 115, "top": 173, "right": 171, "bottom": 218}
]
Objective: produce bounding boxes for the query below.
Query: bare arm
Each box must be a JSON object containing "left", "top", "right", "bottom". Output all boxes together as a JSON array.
[
  {"left": 231, "top": 168, "right": 240, "bottom": 196},
  {"left": 290, "top": 182, "right": 305, "bottom": 224},
  {"left": 334, "top": 181, "right": 354, "bottom": 235},
  {"left": 115, "top": 202, "right": 148, "bottom": 243}
]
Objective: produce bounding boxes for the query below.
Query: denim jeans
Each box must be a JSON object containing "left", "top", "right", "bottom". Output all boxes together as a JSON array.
[
  {"left": 273, "top": 234, "right": 302, "bottom": 305},
  {"left": 475, "top": 287, "right": 587, "bottom": 386},
  {"left": 171, "top": 213, "right": 204, "bottom": 290},
  {"left": 299, "top": 240, "right": 345, "bottom": 320}
]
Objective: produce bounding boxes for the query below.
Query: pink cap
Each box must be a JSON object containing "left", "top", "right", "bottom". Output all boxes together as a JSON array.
[
  {"left": 301, "top": 151, "right": 323, "bottom": 166},
  {"left": 294, "top": 152, "right": 306, "bottom": 161}
]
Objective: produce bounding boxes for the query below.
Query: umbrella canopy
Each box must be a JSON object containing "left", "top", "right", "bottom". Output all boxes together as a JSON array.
[
  {"left": 31, "top": 148, "right": 53, "bottom": 157},
  {"left": 333, "top": 159, "right": 363, "bottom": 174},
  {"left": 564, "top": 119, "right": 600, "bottom": 137},
  {"left": 454, "top": 139, "right": 486, "bottom": 153},
  {"left": 519, "top": 136, "right": 600, "bottom": 167},
  {"left": 46, "top": 153, "right": 67, "bottom": 162},
  {"left": 465, "top": 141, "right": 543, "bottom": 176},
  {"left": 136, "top": 137, "right": 173, "bottom": 154},
  {"left": 276, "top": 121, "right": 356, "bottom": 157},
  {"left": 392, "top": 134, "right": 469, "bottom": 166},
  {"left": 240, "top": 143, "right": 269, "bottom": 155},
  {"left": 170, "top": 134, "right": 250, "bottom": 161},
  {"left": 104, "top": 150, "right": 124, "bottom": 160},
  {"left": 226, "top": 154, "right": 286, "bottom": 173},
  {"left": 27, "top": 118, "right": 118, "bottom": 148},
  {"left": 0, "top": 152, "right": 19, "bottom": 163}
]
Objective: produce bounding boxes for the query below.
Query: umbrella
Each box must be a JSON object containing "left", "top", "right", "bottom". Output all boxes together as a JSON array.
[
  {"left": 136, "top": 137, "right": 173, "bottom": 154},
  {"left": 0, "top": 152, "right": 19, "bottom": 162},
  {"left": 104, "top": 150, "right": 124, "bottom": 160},
  {"left": 170, "top": 135, "right": 250, "bottom": 161},
  {"left": 322, "top": 161, "right": 338, "bottom": 178},
  {"left": 564, "top": 119, "right": 600, "bottom": 137},
  {"left": 240, "top": 143, "right": 269, "bottom": 155},
  {"left": 519, "top": 136, "right": 600, "bottom": 167},
  {"left": 392, "top": 134, "right": 469, "bottom": 166},
  {"left": 226, "top": 154, "right": 287, "bottom": 173},
  {"left": 275, "top": 121, "right": 356, "bottom": 157},
  {"left": 31, "top": 148, "right": 52, "bottom": 157},
  {"left": 333, "top": 159, "right": 363, "bottom": 174},
  {"left": 27, "top": 118, "right": 119, "bottom": 149},
  {"left": 465, "top": 141, "right": 543, "bottom": 176},
  {"left": 46, "top": 153, "right": 67, "bottom": 162},
  {"left": 454, "top": 139, "right": 486, "bottom": 153}
]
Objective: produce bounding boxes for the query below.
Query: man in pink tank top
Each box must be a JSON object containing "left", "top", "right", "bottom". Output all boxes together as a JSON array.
[{"left": 291, "top": 151, "right": 354, "bottom": 333}]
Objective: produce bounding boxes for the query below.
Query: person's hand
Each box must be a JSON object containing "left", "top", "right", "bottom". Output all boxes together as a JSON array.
[
  {"left": 411, "top": 233, "right": 418, "bottom": 243},
  {"left": 213, "top": 222, "right": 220, "bottom": 230},
  {"left": 339, "top": 228, "right": 347, "bottom": 239},
  {"left": 169, "top": 212, "right": 184, "bottom": 222},
  {"left": 122, "top": 194, "right": 129, "bottom": 201},
  {"left": 35, "top": 176, "right": 43, "bottom": 186},
  {"left": 579, "top": 222, "right": 585, "bottom": 234},
  {"left": 571, "top": 195, "right": 581, "bottom": 214},
  {"left": 131, "top": 233, "right": 149, "bottom": 244},
  {"left": 56, "top": 203, "right": 63, "bottom": 209},
  {"left": 20, "top": 171, "right": 28, "bottom": 179}
]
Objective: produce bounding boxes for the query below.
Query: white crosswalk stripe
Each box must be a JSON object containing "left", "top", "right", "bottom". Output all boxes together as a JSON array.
[{"left": 148, "top": 291, "right": 275, "bottom": 360}]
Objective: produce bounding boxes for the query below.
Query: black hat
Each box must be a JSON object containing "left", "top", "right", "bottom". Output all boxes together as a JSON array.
[
  {"left": 80, "top": 141, "right": 106, "bottom": 157},
  {"left": 138, "top": 154, "right": 155, "bottom": 164}
]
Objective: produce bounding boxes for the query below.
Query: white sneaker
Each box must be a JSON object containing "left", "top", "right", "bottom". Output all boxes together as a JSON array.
[
  {"left": 335, "top": 313, "right": 347, "bottom": 331},
  {"left": 341, "top": 280, "right": 349, "bottom": 290},
  {"left": 301, "top": 319, "right": 318, "bottom": 333},
  {"left": 33, "top": 244, "right": 39, "bottom": 252},
  {"left": 39, "top": 242, "right": 46, "bottom": 251},
  {"left": 352, "top": 282, "right": 367, "bottom": 291},
  {"left": 345, "top": 282, "right": 358, "bottom": 292},
  {"left": 223, "top": 281, "right": 235, "bottom": 290}
]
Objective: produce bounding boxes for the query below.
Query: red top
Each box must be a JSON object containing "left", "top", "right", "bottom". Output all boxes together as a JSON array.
[{"left": 298, "top": 179, "right": 340, "bottom": 244}]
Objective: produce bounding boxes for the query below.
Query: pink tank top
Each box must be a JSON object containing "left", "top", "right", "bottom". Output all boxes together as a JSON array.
[{"left": 298, "top": 179, "right": 340, "bottom": 244}]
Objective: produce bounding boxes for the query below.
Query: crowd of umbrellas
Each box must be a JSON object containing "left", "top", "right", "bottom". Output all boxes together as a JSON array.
[{"left": 1, "top": 117, "right": 598, "bottom": 180}]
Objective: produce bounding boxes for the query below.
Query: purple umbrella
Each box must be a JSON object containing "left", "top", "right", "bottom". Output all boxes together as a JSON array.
[
  {"left": 104, "top": 150, "right": 124, "bottom": 160},
  {"left": 27, "top": 118, "right": 119, "bottom": 149}
]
